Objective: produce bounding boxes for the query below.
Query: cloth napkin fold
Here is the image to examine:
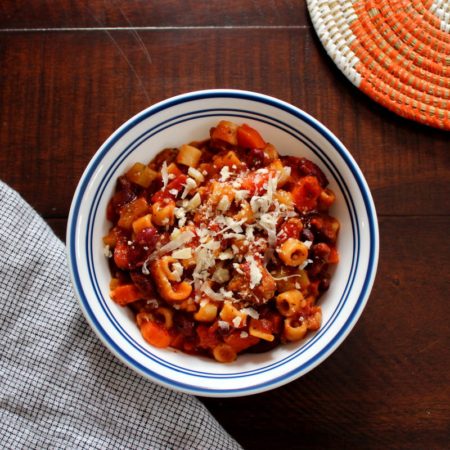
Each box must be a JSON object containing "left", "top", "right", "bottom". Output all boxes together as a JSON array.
[{"left": 0, "top": 181, "right": 242, "bottom": 450}]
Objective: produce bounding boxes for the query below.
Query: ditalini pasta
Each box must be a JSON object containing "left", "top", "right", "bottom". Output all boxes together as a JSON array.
[{"left": 103, "top": 121, "right": 340, "bottom": 362}]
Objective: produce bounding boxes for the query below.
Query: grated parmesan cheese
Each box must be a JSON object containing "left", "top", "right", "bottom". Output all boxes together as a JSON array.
[
  {"left": 303, "top": 240, "right": 313, "bottom": 249},
  {"left": 103, "top": 245, "right": 112, "bottom": 258},
  {"left": 299, "top": 258, "right": 313, "bottom": 270},
  {"left": 212, "top": 267, "right": 230, "bottom": 284},
  {"left": 144, "top": 231, "right": 195, "bottom": 267},
  {"left": 170, "top": 227, "right": 181, "bottom": 240},
  {"left": 246, "top": 255, "right": 262, "bottom": 288},
  {"left": 219, "top": 166, "right": 230, "bottom": 181},
  {"left": 218, "top": 249, "right": 234, "bottom": 260},
  {"left": 241, "top": 307, "right": 259, "bottom": 319},
  {"left": 200, "top": 283, "right": 227, "bottom": 302},
  {"left": 161, "top": 161, "right": 169, "bottom": 189},
  {"left": 234, "top": 189, "right": 250, "bottom": 201},
  {"left": 218, "top": 320, "right": 230, "bottom": 331},
  {"left": 181, "top": 178, "right": 197, "bottom": 199},
  {"left": 170, "top": 262, "right": 184, "bottom": 282},
  {"left": 217, "top": 196, "right": 231, "bottom": 211},
  {"left": 171, "top": 247, "right": 193, "bottom": 259},
  {"left": 232, "top": 316, "right": 242, "bottom": 328},
  {"left": 188, "top": 167, "right": 205, "bottom": 183},
  {"left": 185, "top": 192, "right": 201, "bottom": 212}
]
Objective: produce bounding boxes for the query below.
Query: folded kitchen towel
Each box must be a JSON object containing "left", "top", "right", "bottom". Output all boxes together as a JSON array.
[{"left": 0, "top": 181, "right": 242, "bottom": 450}]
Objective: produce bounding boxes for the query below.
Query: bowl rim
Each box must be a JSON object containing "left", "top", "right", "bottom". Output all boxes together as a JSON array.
[{"left": 66, "top": 89, "right": 379, "bottom": 397}]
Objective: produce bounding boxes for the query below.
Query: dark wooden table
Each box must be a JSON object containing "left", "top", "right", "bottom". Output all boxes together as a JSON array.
[{"left": 1, "top": 2, "right": 449, "bottom": 449}]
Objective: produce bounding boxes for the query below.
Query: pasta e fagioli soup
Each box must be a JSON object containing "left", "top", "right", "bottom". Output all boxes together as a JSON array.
[{"left": 103, "top": 121, "right": 340, "bottom": 363}]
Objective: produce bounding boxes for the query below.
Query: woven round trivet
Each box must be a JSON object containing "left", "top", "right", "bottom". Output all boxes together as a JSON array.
[{"left": 307, "top": 0, "right": 450, "bottom": 130}]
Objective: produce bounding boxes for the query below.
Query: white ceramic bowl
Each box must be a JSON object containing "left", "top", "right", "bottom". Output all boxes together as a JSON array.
[{"left": 67, "top": 89, "right": 379, "bottom": 397}]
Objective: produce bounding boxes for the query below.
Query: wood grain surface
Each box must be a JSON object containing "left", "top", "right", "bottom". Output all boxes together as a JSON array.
[{"left": 1, "top": 2, "right": 449, "bottom": 449}]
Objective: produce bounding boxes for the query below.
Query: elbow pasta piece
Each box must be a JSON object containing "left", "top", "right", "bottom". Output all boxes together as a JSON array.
[
  {"left": 276, "top": 290, "right": 305, "bottom": 317},
  {"left": 177, "top": 297, "right": 197, "bottom": 312},
  {"left": 154, "top": 307, "right": 174, "bottom": 329},
  {"left": 136, "top": 312, "right": 151, "bottom": 328},
  {"left": 273, "top": 190, "right": 294, "bottom": 209},
  {"left": 151, "top": 259, "right": 192, "bottom": 302},
  {"left": 159, "top": 256, "right": 184, "bottom": 282},
  {"left": 176, "top": 144, "right": 202, "bottom": 167},
  {"left": 194, "top": 302, "right": 218, "bottom": 322},
  {"left": 283, "top": 317, "right": 308, "bottom": 341},
  {"left": 212, "top": 344, "right": 237, "bottom": 363},
  {"left": 220, "top": 302, "right": 247, "bottom": 328},
  {"left": 318, "top": 188, "right": 336, "bottom": 210},
  {"left": 277, "top": 238, "right": 309, "bottom": 267},
  {"left": 136, "top": 308, "right": 174, "bottom": 330},
  {"left": 151, "top": 200, "right": 175, "bottom": 226}
]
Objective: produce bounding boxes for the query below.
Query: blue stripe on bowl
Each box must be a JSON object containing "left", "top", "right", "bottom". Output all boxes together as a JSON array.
[{"left": 68, "top": 90, "right": 378, "bottom": 395}]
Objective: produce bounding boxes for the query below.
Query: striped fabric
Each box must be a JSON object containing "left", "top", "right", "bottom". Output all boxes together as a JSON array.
[{"left": 0, "top": 181, "right": 242, "bottom": 450}]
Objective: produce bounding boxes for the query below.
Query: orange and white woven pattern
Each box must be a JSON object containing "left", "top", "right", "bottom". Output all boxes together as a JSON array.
[{"left": 307, "top": 0, "right": 450, "bottom": 130}]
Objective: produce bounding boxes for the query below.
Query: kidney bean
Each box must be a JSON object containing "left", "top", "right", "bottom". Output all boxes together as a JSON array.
[
  {"left": 319, "top": 274, "right": 331, "bottom": 292},
  {"left": 174, "top": 313, "right": 196, "bottom": 338},
  {"left": 312, "top": 243, "right": 331, "bottom": 261},
  {"left": 130, "top": 271, "right": 156, "bottom": 299},
  {"left": 247, "top": 148, "right": 269, "bottom": 169},
  {"left": 282, "top": 156, "right": 328, "bottom": 187},
  {"left": 135, "top": 227, "right": 159, "bottom": 252}
]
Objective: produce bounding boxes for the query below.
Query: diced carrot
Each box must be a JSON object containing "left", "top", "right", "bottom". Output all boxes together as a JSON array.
[
  {"left": 110, "top": 284, "right": 142, "bottom": 306},
  {"left": 291, "top": 176, "right": 322, "bottom": 212},
  {"left": 113, "top": 240, "right": 130, "bottom": 270},
  {"left": 140, "top": 321, "right": 171, "bottom": 348},
  {"left": 211, "top": 120, "right": 238, "bottom": 145},
  {"left": 237, "top": 124, "right": 266, "bottom": 149}
]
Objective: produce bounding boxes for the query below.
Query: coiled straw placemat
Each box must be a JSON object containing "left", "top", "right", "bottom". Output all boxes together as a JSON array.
[{"left": 307, "top": 0, "right": 450, "bottom": 130}]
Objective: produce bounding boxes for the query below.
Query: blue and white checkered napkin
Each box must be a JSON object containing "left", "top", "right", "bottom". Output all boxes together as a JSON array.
[{"left": 0, "top": 181, "right": 241, "bottom": 450}]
